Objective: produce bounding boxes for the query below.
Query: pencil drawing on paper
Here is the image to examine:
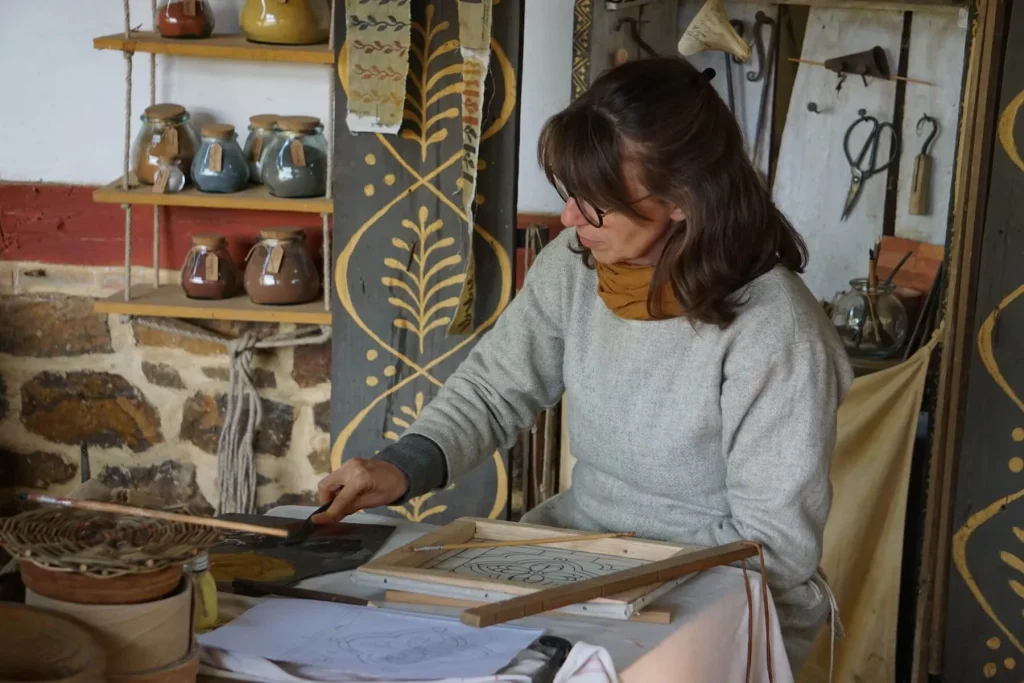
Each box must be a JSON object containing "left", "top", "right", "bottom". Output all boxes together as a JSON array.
[
  {"left": 422, "top": 544, "right": 646, "bottom": 586},
  {"left": 338, "top": 627, "right": 495, "bottom": 666}
]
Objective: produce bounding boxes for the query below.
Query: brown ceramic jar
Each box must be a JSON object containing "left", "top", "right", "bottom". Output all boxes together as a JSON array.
[
  {"left": 157, "top": 0, "right": 215, "bottom": 39},
  {"left": 132, "top": 103, "right": 201, "bottom": 185},
  {"left": 244, "top": 228, "right": 320, "bottom": 305},
  {"left": 180, "top": 234, "right": 241, "bottom": 300}
]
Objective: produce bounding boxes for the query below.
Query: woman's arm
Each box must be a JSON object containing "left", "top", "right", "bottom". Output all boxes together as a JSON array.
[
  {"left": 689, "top": 340, "right": 852, "bottom": 593},
  {"left": 376, "top": 237, "right": 571, "bottom": 498}
]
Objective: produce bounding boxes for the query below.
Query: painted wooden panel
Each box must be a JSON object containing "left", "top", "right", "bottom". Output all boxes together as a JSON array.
[
  {"left": 676, "top": 1, "right": 777, "bottom": 178},
  {"left": 328, "top": 0, "right": 523, "bottom": 524},
  {"left": 942, "top": 1, "right": 1024, "bottom": 678},
  {"left": 893, "top": 12, "right": 968, "bottom": 245},
  {"left": 772, "top": 9, "right": 904, "bottom": 302}
]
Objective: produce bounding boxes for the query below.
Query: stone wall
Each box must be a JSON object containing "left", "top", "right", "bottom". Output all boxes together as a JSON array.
[{"left": 0, "top": 262, "right": 331, "bottom": 513}]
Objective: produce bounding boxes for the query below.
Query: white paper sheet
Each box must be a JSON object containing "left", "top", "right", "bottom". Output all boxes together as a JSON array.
[{"left": 197, "top": 599, "right": 545, "bottom": 681}]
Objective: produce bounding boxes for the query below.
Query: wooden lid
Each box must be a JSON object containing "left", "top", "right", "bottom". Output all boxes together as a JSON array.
[
  {"left": 144, "top": 103, "right": 187, "bottom": 121},
  {"left": 191, "top": 233, "right": 227, "bottom": 248},
  {"left": 249, "top": 114, "right": 279, "bottom": 129},
  {"left": 201, "top": 123, "right": 235, "bottom": 138},
  {"left": 277, "top": 116, "right": 322, "bottom": 133},
  {"left": 259, "top": 228, "right": 304, "bottom": 241}
]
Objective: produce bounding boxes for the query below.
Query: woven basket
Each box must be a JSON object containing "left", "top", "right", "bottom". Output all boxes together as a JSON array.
[{"left": 0, "top": 508, "right": 223, "bottom": 578}]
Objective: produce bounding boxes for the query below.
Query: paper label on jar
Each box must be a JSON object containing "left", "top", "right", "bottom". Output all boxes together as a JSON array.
[
  {"left": 251, "top": 136, "right": 264, "bottom": 161},
  {"left": 153, "top": 168, "right": 169, "bottom": 194},
  {"left": 184, "top": 0, "right": 197, "bottom": 16},
  {"left": 210, "top": 143, "right": 223, "bottom": 173},
  {"left": 289, "top": 140, "right": 306, "bottom": 167},
  {"left": 205, "top": 253, "right": 219, "bottom": 282},
  {"left": 162, "top": 127, "right": 180, "bottom": 156},
  {"left": 268, "top": 246, "right": 285, "bottom": 274}
]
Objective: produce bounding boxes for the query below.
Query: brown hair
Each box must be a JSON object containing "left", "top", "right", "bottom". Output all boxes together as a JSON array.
[{"left": 538, "top": 56, "right": 807, "bottom": 328}]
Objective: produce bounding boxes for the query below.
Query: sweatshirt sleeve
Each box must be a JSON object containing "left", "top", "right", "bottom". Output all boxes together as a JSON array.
[
  {"left": 689, "top": 340, "right": 852, "bottom": 593},
  {"left": 393, "top": 237, "right": 570, "bottom": 494}
]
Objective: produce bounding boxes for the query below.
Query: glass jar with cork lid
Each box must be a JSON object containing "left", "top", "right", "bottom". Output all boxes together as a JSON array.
[
  {"left": 192, "top": 124, "right": 250, "bottom": 193},
  {"left": 242, "top": 114, "right": 278, "bottom": 184},
  {"left": 131, "top": 103, "right": 201, "bottom": 185},
  {"left": 181, "top": 233, "right": 241, "bottom": 300},
  {"left": 244, "top": 228, "right": 320, "bottom": 305},
  {"left": 261, "top": 116, "right": 328, "bottom": 198}
]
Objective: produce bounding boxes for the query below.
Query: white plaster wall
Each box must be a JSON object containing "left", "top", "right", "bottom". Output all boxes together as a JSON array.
[{"left": 0, "top": 0, "right": 571, "bottom": 214}]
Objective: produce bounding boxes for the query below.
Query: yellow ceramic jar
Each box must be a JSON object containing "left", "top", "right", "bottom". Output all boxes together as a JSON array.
[{"left": 240, "top": 0, "right": 331, "bottom": 45}]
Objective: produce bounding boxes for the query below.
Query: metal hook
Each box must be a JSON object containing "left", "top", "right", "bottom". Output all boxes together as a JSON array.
[
  {"left": 615, "top": 18, "right": 658, "bottom": 59},
  {"left": 729, "top": 20, "right": 745, "bottom": 64},
  {"left": 916, "top": 113, "right": 938, "bottom": 155},
  {"left": 747, "top": 11, "right": 777, "bottom": 83}
]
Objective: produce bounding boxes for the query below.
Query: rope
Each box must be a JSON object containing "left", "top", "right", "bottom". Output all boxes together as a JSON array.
[
  {"left": 322, "top": 3, "right": 338, "bottom": 312},
  {"left": 122, "top": 0, "right": 133, "bottom": 301},
  {"left": 132, "top": 317, "right": 332, "bottom": 514},
  {"left": 151, "top": 0, "right": 160, "bottom": 287}
]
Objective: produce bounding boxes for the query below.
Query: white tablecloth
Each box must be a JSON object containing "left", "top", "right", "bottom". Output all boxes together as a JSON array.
[{"left": 203, "top": 506, "right": 794, "bottom": 683}]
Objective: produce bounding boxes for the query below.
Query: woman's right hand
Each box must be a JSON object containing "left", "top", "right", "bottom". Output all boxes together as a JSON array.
[{"left": 311, "top": 458, "right": 409, "bottom": 524}]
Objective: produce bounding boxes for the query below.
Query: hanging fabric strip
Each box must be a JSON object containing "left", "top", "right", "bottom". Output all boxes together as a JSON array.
[
  {"left": 448, "top": 0, "right": 494, "bottom": 334},
  {"left": 344, "top": 0, "right": 413, "bottom": 134}
]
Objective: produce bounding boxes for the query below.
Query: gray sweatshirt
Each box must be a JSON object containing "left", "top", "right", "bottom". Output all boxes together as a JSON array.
[{"left": 379, "top": 228, "right": 854, "bottom": 667}]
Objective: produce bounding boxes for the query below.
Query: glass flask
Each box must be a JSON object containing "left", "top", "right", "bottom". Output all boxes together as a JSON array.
[
  {"left": 242, "top": 114, "right": 278, "bottom": 185},
  {"left": 830, "top": 278, "right": 909, "bottom": 359},
  {"left": 260, "top": 117, "right": 328, "bottom": 198},
  {"left": 191, "top": 124, "right": 250, "bottom": 193}
]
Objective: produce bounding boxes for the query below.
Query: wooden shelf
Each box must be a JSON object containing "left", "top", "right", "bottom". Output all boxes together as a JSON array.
[
  {"left": 93, "top": 32, "right": 334, "bottom": 65},
  {"left": 93, "top": 179, "right": 332, "bottom": 214},
  {"left": 95, "top": 285, "right": 331, "bottom": 324}
]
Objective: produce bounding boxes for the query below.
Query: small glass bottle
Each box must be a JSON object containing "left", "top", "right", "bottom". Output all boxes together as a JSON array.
[
  {"left": 242, "top": 114, "right": 278, "bottom": 185},
  {"left": 186, "top": 552, "right": 218, "bottom": 633},
  {"left": 244, "top": 228, "right": 321, "bottom": 305},
  {"left": 261, "top": 116, "right": 329, "bottom": 198},
  {"left": 157, "top": 0, "right": 216, "bottom": 39},
  {"left": 151, "top": 155, "right": 186, "bottom": 194},
  {"left": 131, "top": 103, "right": 201, "bottom": 185},
  {"left": 830, "top": 278, "right": 909, "bottom": 359},
  {"left": 181, "top": 233, "right": 241, "bottom": 300},
  {"left": 192, "top": 124, "right": 250, "bottom": 194}
]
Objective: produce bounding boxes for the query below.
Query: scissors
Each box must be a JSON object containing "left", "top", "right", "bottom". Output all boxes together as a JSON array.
[{"left": 841, "top": 108, "right": 900, "bottom": 221}]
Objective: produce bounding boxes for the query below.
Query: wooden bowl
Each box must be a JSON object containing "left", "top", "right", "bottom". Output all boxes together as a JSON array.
[
  {"left": 20, "top": 559, "right": 183, "bottom": 604},
  {"left": 0, "top": 603, "right": 105, "bottom": 682}
]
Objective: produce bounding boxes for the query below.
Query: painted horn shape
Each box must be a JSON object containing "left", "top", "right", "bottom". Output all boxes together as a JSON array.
[{"left": 677, "top": 0, "right": 751, "bottom": 62}]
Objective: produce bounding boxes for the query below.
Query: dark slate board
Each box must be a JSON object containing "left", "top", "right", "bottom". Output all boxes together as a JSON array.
[{"left": 328, "top": 0, "right": 524, "bottom": 524}]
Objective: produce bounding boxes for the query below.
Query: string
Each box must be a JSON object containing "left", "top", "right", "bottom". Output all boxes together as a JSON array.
[
  {"left": 151, "top": 0, "right": 160, "bottom": 288},
  {"left": 122, "top": 0, "right": 133, "bottom": 301},
  {"left": 739, "top": 541, "right": 775, "bottom": 683}
]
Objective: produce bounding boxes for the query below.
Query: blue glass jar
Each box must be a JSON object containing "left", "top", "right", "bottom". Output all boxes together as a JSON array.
[
  {"left": 261, "top": 116, "right": 328, "bottom": 198},
  {"left": 191, "top": 124, "right": 250, "bottom": 193},
  {"left": 242, "top": 114, "right": 278, "bottom": 185}
]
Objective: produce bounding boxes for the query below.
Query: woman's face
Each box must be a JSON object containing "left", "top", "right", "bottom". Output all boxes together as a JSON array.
[{"left": 559, "top": 168, "right": 686, "bottom": 266}]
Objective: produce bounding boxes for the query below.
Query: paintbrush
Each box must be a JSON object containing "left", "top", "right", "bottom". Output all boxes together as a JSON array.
[
  {"left": 18, "top": 491, "right": 290, "bottom": 538},
  {"left": 281, "top": 501, "right": 332, "bottom": 546},
  {"left": 230, "top": 578, "right": 374, "bottom": 607}
]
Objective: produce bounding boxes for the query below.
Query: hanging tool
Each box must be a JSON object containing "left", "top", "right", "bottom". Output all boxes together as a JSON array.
[
  {"left": 724, "top": 20, "right": 744, "bottom": 115},
  {"left": 841, "top": 108, "right": 900, "bottom": 221},
  {"left": 749, "top": 11, "right": 777, "bottom": 169},
  {"left": 788, "top": 49, "right": 933, "bottom": 90},
  {"left": 678, "top": 0, "right": 751, "bottom": 62},
  {"left": 909, "top": 113, "right": 939, "bottom": 216},
  {"left": 615, "top": 18, "right": 658, "bottom": 58}
]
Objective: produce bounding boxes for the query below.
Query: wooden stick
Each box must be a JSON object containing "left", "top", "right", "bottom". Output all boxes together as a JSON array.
[
  {"left": 460, "top": 541, "right": 759, "bottom": 627},
  {"left": 18, "top": 492, "right": 289, "bottom": 538},
  {"left": 787, "top": 57, "right": 935, "bottom": 86},
  {"left": 412, "top": 531, "right": 636, "bottom": 552}
]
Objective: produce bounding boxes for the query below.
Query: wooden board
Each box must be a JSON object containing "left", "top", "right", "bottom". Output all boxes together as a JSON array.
[
  {"left": 355, "top": 518, "right": 702, "bottom": 619},
  {"left": 893, "top": 13, "right": 968, "bottom": 244},
  {"left": 940, "top": 1, "right": 1024, "bottom": 680},
  {"left": 772, "top": 8, "right": 905, "bottom": 302},
  {"left": 94, "top": 285, "right": 331, "bottom": 324},
  {"left": 327, "top": 0, "right": 522, "bottom": 524},
  {"left": 93, "top": 32, "right": 334, "bottom": 65},
  {"left": 93, "top": 179, "right": 332, "bottom": 214}
]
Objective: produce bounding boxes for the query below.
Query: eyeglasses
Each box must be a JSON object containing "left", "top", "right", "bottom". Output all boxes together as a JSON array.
[{"left": 552, "top": 176, "right": 652, "bottom": 228}]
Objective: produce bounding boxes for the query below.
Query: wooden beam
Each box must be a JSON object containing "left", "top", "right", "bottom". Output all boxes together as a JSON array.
[{"left": 774, "top": 0, "right": 963, "bottom": 12}]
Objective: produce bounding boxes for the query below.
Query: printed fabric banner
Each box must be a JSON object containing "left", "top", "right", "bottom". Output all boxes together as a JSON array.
[
  {"left": 329, "top": 0, "right": 522, "bottom": 524},
  {"left": 344, "top": 0, "right": 413, "bottom": 134}
]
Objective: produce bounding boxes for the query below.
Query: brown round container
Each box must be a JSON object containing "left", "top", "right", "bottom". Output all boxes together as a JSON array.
[
  {"left": 133, "top": 103, "right": 200, "bottom": 185},
  {"left": 19, "top": 560, "right": 183, "bottom": 605},
  {"left": 180, "top": 233, "right": 241, "bottom": 300},
  {"left": 0, "top": 603, "right": 106, "bottom": 682},
  {"left": 156, "top": 0, "right": 215, "bottom": 39},
  {"left": 240, "top": 0, "right": 331, "bottom": 45},
  {"left": 244, "top": 228, "right": 320, "bottom": 305}
]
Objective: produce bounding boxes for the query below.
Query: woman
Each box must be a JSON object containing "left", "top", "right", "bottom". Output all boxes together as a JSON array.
[{"left": 314, "top": 56, "right": 853, "bottom": 670}]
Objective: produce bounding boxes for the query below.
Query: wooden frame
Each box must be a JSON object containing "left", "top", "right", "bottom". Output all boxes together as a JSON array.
[{"left": 354, "top": 518, "right": 706, "bottom": 620}]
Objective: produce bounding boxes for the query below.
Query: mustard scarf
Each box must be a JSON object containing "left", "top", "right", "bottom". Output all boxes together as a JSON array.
[{"left": 595, "top": 262, "right": 684, "bottom": 320}]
